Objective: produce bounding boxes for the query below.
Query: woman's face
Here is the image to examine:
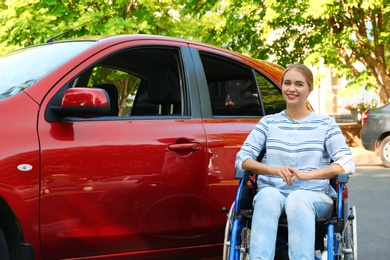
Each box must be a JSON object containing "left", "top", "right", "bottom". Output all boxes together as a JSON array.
[{"left": 281, "top": 69, "right": 312, "bottom": 107}]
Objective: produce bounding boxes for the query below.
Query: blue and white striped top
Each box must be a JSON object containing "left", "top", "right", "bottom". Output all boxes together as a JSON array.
[{"left": 235, "top": 111, "right": 355, "bottom": 197}]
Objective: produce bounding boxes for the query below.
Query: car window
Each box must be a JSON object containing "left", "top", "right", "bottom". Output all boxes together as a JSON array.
[
  {"left": 0, "top": 42, "right": 93, "bottom": 99},
  {"left": 87, "top": 66, "right": 141, "bottom": 116},
  {"left": 75, "top": 47, "right": 184, "bottom": 117},
  {"left": 255, "top": 71, "right": 285, "bottom": 115},
  {"left": 199, "top": 52, "right": 284, "bottom": 117}
]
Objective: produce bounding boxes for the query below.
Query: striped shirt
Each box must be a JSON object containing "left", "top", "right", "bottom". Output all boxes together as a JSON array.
[{"left": 235, "top": 111, "right": 355, "bottom": 197}]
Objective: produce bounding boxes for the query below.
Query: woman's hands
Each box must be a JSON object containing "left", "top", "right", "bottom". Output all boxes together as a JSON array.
[
  {"left": 268, "top": 164, "right": 343, "bottom": 185},
  {"left": 242, "top": 158, "right": 342, "bottom": 185},
  {"left": 268, "top": 166, "right": 295, "bottom": 185},
  {"left": 268, "top": 166, "right": 308, "bottom": 185}
]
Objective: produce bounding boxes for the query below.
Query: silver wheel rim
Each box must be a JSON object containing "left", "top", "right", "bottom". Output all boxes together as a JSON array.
[
  {"left": 223, "top": 202, "right": 235, "bottom": 260},
  {"left": 383, "top": 142, "right": 390, "bottom": 162}
]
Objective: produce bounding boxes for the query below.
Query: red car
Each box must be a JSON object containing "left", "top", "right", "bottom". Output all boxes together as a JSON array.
[{"left": 0, "top": 35, "right": 285, "bottom": 259}]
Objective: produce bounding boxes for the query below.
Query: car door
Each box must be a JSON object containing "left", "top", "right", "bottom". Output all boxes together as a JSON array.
[
  {"left": 38, "top": 42, "right": 209, "bottom": 259},
  {"left": 187, "top": 46, "right": 286, "bottom": 244}
]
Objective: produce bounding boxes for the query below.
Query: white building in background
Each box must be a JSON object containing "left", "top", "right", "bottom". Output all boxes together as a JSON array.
[{"left": 307, "top": 64, "right": 379, "bottom": 119}]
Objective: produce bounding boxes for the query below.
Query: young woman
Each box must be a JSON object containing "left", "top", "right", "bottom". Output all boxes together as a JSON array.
[{"left": 235, "top": 63, "right": 355, "bottom": 259}]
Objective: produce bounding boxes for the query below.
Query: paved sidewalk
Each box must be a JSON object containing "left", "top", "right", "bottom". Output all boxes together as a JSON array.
[{"left": 350, "top": 146, "right": 383, "bottom": 166}]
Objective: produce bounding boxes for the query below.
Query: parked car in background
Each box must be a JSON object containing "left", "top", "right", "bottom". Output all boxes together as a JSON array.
[
  {"left": 361, "top": 102, "right": 390, "bottom": 167},
  {"left": 0, "top": 34, "right": 286, "bottom": 259}
]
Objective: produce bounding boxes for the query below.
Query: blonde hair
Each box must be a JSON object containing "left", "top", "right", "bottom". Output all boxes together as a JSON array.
[{"left": 281, "top": 64, "right": 314, "bottom": 90}]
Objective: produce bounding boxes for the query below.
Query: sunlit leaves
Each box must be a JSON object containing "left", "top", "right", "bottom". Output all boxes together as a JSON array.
[{"left": 0, "top": 0, "right": 389, "bottom": 101}]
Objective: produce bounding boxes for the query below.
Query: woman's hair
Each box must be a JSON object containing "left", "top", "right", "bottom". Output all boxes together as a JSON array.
[{"left": 280, "top": 63, "right": 314, "bottom": 90}]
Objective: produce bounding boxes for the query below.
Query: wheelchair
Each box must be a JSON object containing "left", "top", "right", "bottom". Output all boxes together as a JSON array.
[{"left": 222, "top": 169, "right": 357, "bottom": 260}]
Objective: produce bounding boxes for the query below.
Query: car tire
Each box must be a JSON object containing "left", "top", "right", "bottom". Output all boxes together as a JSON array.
[
  {"left": 379, "top": 136, "right": 390, "bottom": 168},
  {"left": 0, "top": 230, "right": 9, "bottom": 260}
]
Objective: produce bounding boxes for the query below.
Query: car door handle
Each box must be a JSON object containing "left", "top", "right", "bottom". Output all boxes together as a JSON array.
[{"left": 168, "top": 143, "right": 201, "bottom": 152}]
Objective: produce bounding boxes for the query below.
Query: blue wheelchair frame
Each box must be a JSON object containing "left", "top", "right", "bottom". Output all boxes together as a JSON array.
[{"left": 225, "top": 170, "right": 356, "bottom": 260}]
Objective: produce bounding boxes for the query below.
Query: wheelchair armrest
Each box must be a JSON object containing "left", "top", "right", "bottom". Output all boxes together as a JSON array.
[
  {"left": 337, "top": 173, "right": 349, "bottom": 183},
  {"left": 235, "top": 169, "right": 246, "bottom": 179},
  {"left": 235, "top": 169, "right": 252, "bottom": 179}
]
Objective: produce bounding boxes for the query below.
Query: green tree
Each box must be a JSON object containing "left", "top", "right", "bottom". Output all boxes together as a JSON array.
[
  {"left": 1, "top": 0, "right": 389, "bottom": 103},
  {"left": 265, "top": 0, "right": 389, "bottom": 103},
  {"left": 179, "top": 0, "right": 390, "bottom": 104},
  {"left": 176, "top": 1, "right": 270, "bottom": 58},
  {"left": 0, "top": 0, "right": 183, "bottom": 52}
]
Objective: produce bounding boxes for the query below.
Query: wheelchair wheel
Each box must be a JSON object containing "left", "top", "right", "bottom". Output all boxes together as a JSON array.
[
  {"left": 346, "top": 205, "right": 358, "bottom": 260},
  {"left": 223, "top": 202, "right": 234, "bottom": 259},
  {"left": 222, "top": 202, "right": 251, "bottom": 260},
  {"left": 343, "top": 199, "right": 358, "bottom": 260},
  {"left": 240, "top": 218, "right": 251, "bottom": 260}
]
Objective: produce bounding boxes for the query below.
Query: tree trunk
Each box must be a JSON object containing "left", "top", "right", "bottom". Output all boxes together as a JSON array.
[{"left": 377, "top": 70, "right": 390, "bottom": 105}]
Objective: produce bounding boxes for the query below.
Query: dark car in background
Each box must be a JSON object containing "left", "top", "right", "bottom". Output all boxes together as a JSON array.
[
  {"left": 0, "top": 34, "right": 287, "bottom": 259},
  {"left": 361, "top": 103, "right": 390, "bottom": 167}
]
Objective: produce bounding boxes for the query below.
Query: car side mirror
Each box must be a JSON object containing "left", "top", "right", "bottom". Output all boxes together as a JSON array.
[{"left": 50, "top": 87, "right": 111, "bottom": 118}]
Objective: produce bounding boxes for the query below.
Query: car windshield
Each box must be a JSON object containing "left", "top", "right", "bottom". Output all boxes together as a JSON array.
[{"left": 0, "top": 42, "right": 94, "bottom": 99}]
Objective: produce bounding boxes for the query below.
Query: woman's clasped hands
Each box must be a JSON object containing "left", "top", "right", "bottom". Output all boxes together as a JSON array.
[{"left": 268, "top": 165, "right": 307, "bottom": 186}]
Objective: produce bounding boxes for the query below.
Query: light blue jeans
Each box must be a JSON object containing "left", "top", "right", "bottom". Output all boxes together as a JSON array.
[{"left": 249, "top": 187, "right": 333, "bottom": 260}]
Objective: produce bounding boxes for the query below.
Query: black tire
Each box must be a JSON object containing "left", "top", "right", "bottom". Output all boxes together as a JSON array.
[
  {"left": 0, "top": 230, "right": 9, "bottom": 260},
  {"left": 379, "top": 136, "right": 390, "bottom": 167}
]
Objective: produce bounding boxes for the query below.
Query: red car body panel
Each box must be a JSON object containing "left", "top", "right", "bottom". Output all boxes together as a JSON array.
[
  {"left": 0, "top": 94, "right": 41, "bottom": 254},
  {"left": 39, "top": 119, "right": 208, "bottom": 258},
  {"left": 0, "top": 35, "right": 285, "bottom": 259}
]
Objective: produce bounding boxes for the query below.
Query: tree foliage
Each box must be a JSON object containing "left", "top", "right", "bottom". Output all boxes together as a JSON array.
[
  {"left": 0, "top": 0, "right": 182, "bottom": 52},
  {"left": 0, "top": 0, "right": 389, "bottom": 103},
  {"left": 179, "top": 0, "right": 390, "bottom": 104},
  {"left": 265, "top": 0, "right": 389, "bottom": 103}
]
